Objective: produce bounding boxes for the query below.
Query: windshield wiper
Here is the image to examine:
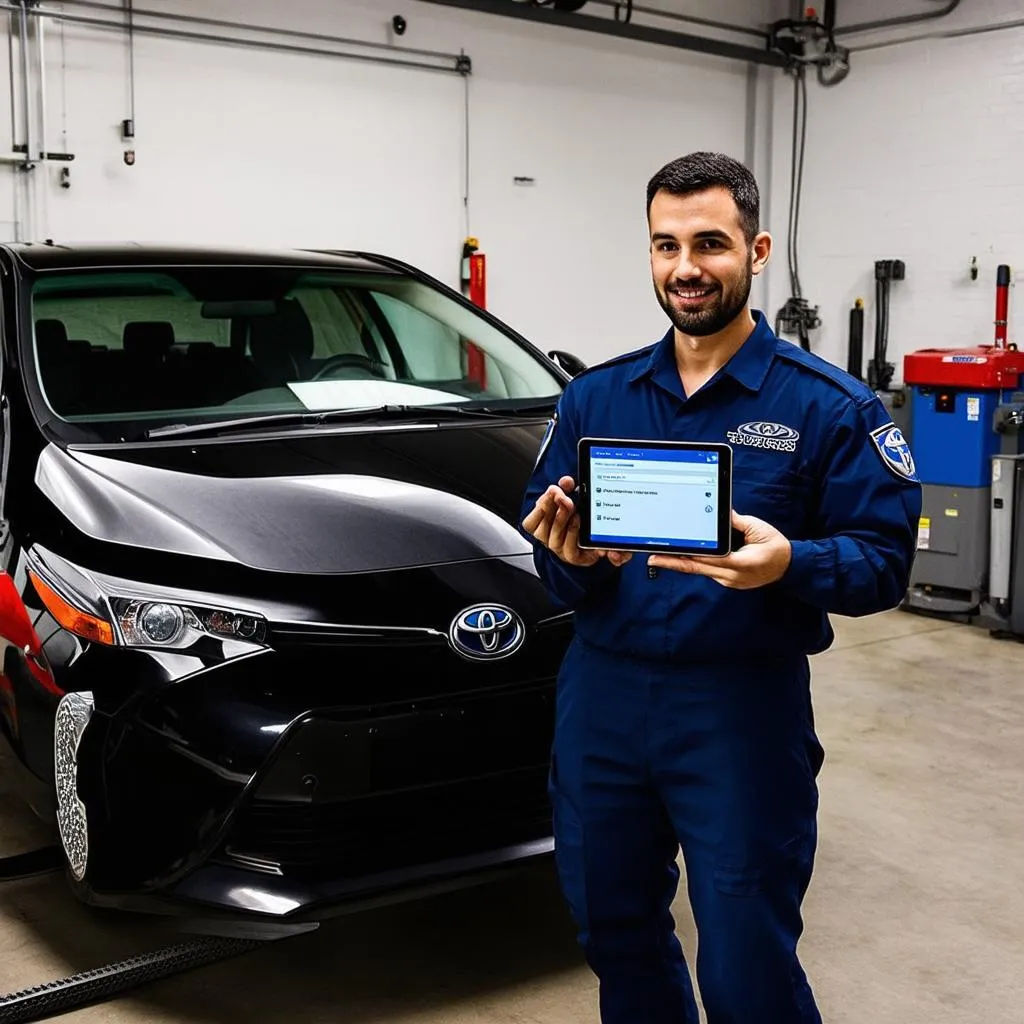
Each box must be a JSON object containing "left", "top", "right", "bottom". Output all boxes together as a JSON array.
[
  {"left": 477, "top": 399, "right": 557, "bottom": 415},
  {"left": 142, "top": 403, "right": 511, "bottom": 441}
]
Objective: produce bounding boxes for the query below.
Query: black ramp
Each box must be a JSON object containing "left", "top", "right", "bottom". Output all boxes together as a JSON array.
[{"left": 0, "top": 936, "right": 266, "bottom": 1023}]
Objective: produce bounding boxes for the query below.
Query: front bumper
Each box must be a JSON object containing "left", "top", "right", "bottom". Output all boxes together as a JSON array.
[
  {"left": 63, "top": 618, "right": 568, "bottom": 930},
  {"left": 81, "top": 837, "right": 556, "bottom": 940}
]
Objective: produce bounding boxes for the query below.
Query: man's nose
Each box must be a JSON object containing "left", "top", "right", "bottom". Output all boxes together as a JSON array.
[{"left": 673, "top": 257, "right": 702, "bottom": 280}]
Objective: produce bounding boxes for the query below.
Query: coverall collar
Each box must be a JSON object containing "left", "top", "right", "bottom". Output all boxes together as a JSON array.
[{"left": 629, "top": 308, "right": 777, "bottom": 400}]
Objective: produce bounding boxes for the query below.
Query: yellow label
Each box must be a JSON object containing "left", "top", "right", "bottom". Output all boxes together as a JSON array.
[
  {"left": 917, "top": 516, "right": 931, "bottom": 550},
  {"left": 944, "top": 508, "right": 959, "bottom": 518}
]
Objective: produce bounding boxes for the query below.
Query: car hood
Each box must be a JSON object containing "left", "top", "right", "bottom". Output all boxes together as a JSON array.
[{"left": 34, "top": 420, "right": 551, "bottom": 574}]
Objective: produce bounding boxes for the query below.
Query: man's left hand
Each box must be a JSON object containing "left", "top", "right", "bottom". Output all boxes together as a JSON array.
[{"left": 647, "top": 510, "right": 792, "bottom": 590}]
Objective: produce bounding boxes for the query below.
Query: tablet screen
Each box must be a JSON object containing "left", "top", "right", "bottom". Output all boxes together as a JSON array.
[{"left": 579, "top": 439, "right": 731, "bottom": 554}]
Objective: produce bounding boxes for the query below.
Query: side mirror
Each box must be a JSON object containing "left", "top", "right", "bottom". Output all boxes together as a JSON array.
[{"left": 548, "top": 349, "right": 587, "bottom": 377}]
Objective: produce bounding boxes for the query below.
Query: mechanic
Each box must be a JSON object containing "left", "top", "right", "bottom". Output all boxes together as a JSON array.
[{"left": 520, "top": 151, "right": 921, "bottom": 1024}]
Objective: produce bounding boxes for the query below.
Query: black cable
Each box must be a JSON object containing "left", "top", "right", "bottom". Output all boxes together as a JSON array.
[
  {"left": 786, "top": 69, "right": 800, "bottom": 300},
  {"left": 881, "top": 279, "right": 891, "bottom": 377},
  {"left": 775, "top": 63, "right": 818, "bottom": 351},
  {"left": 869, "top": 273, "right": 894, "bottom": 391},
  {"left": 787, "top": 66, "right": 808, "bottom": 300},
  {"left": 463, "top": 71, "right": 470, "bottom": 236},
  {"left": 794, "top": 68, "right": 807, "bottom": 296},
  {"left": 871, "top": 275, "right": 883, "bottom": 387},
  {"left": 126, "top": 0, "right": 136, "bottom": 123}
]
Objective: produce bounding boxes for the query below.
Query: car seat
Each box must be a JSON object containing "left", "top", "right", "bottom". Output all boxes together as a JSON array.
[{"left": 248, "top": 299, "right": 315, "bottom": 386}]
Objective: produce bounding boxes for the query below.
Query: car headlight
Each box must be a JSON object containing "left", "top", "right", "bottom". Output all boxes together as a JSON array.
[
  {"left": 26, "top": 546, "right": 268, "bottom": 652},
  {"left": 112, "top": 598, "right": 266, "bottom": 649}
]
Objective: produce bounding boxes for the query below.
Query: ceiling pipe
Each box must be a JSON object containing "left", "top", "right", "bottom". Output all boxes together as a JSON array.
[
  {"left": 836, "top": 0, "right": 961, "bottom": 37},
  {"left": 0, "top": 1, "right": 471, "bottom": 75},
  {"left": 582, "top": 0, "right": 768, "bottom": 40},
  {"left": 848, "top": 13, "right": 1024, "bottom": 53},
  {"left": 61, "top": 0, "right": 463, "bottom": 64},
  {"left": 413, "top": 0, "right": 787, "bottom": 67}
]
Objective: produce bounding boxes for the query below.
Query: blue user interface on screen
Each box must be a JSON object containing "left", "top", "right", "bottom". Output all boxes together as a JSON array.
[{"left": 588, "top": 445, "right": 720, "bottom": 549}]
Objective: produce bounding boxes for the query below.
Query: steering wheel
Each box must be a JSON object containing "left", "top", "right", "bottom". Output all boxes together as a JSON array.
[{"left": 310, "top": 353, "right": 388, "bottom": 380}]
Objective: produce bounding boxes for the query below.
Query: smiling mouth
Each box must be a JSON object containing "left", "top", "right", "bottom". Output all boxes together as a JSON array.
[{"left": 669, "top": 285, "right": 717, "bottom": 301}]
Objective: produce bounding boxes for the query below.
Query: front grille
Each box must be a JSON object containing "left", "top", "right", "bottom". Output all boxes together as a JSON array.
[
  {"left": 221, "top": 765, "right": 552, "bottom": 881},
  {"left": 268, "top": 621, "right": 447, "bottom": 649}
]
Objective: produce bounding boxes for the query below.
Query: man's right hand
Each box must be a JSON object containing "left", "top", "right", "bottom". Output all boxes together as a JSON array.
[{"left": 522, "top": 475, "right": 632, "bottom": 568}]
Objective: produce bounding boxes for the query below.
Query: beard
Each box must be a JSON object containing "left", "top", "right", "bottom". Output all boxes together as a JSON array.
[{"left": 656, "top": 259, "right": 752, "bottom": 337}]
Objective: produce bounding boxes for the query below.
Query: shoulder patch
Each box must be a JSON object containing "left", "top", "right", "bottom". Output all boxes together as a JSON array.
[
  {"left": 774, "top": 342, "right": 877, "bottom": 404},
  {"left": 870, "top": 422, "right": 919, "bottom": 482}
]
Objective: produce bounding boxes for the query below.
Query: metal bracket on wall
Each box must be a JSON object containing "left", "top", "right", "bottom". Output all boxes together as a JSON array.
[
  {"left": 0, "top": 145, "right": 76, "bottom": 172},
  {"left": 413, "top": 0, "right": 787, "bottom": 67}
]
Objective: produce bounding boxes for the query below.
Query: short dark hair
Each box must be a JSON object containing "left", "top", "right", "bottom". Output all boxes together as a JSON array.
[{"left": 646, "top": 151, "right": 760, "bottom": 243}]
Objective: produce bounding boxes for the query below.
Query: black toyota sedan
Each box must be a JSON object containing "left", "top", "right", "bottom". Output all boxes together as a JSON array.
[{"left": 0, "top": 241, "right": 580, "bottom": 936}]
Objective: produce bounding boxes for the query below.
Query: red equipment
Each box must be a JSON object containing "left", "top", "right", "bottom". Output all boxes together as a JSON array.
[
  {"left": 904, "top": 264, "right": 1020, "bottom": 389},
  {"left": 460, "top": 236, "right": 488, "bottom": 389},
  {"left": 468, "top": 251, "right": 486, "bottom": 308},
  {"left": 995, "top": 263, "right": 1010, "bottom": 348},
  {"left": 461, "top": 236, "right": 486, "bottom": 309}
]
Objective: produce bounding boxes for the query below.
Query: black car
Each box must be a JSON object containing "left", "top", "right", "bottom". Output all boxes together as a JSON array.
[{"left": 0, "top": 241, "right": 582, "bottom": 937}]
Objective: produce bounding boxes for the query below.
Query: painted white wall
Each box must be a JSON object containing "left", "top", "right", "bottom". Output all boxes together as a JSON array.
[
  {"left": 764, "top": 0, "right": 1024, "bottom": 381},
  {"left": 1, "top": 0, "right": 775, "bottom": 367}
]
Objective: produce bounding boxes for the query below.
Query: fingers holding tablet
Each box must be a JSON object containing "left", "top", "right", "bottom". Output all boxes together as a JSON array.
[
  {"left": 647, "top": 510, "right": 792, "bottom": 590},
  {"left": 523, "top": 478, "right": 633, "bottom": 568}
]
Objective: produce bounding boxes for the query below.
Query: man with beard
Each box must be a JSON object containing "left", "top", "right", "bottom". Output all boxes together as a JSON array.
[{"left": 520, "top": 152, "right": 921, "bottom": 1024}]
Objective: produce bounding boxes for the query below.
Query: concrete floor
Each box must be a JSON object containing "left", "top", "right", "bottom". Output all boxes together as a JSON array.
[{"left": 2, "top": 608, "right": 1024, "bottom": 1022}]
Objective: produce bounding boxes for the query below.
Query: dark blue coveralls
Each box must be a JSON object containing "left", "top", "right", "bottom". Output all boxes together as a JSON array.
[{"left": 521, "top": 310, "right": 922, "bottom": 1023}]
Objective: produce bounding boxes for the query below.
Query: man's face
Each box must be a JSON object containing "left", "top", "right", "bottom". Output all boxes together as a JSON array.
[{"left": 648, "top": 186, "right": 770, "bottom": 337}]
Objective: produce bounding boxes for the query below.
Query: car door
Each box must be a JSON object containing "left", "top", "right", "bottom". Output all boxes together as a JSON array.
[
  {"left": 0, "top": 260, "right": 11, "bottom": 571},
  {"left": 0, "top": 260, "right": 21, "bottom": 743},
  {"left": 0, "top": 260, "right": 59, "bottom": 760}
]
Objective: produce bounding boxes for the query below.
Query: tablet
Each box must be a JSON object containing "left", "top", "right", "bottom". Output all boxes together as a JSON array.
[{"left": 576, "top": 437, "right": 734, "bottom": 557}]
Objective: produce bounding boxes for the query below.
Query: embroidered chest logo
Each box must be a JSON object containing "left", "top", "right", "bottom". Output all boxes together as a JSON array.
[{"left": 726, "top": 421, "right": 800, "bottom": 453}]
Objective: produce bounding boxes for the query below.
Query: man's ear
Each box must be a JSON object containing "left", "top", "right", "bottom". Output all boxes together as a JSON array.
[{"left": 751, "top": 231, "right": 772, "bottom": 275}]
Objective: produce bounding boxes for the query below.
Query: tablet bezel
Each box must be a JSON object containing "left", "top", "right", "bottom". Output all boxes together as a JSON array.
[{"left": 576, "top": 436, "right": 734, "bottom": 557}]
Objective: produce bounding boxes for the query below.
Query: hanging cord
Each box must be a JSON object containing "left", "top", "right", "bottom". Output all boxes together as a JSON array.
[
  {"left": 817, "top": 1, "right": 850, "bottom": 88},
  {"left": 60, "top": 15, "right": 68, "bottom": 153},
  {"left": 462, "top": 66, "right": 470, "bottom": 236},
  {"left": 774, "top": 63, "right": 820, "bottom": 351},
  {"left": 788, "top": 65, "right": 805, "bottom": 301},
  {"left": 127, "top": 0, "right": 136, "bottom": 125}
]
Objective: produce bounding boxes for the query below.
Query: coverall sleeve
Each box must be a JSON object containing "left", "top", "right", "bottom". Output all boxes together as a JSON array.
[
  {"left": 776, "top": 396, "right": 923, "bottom": 617},
  {"left": 519, "top": 384, "right": 620, "bottom": 609}
]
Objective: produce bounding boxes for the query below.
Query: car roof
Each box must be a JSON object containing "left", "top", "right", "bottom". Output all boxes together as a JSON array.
[{"left": 0, "top": 241, "right": 398, "bottom": 273}]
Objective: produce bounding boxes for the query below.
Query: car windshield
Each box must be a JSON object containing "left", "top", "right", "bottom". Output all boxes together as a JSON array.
[{"left": 27, "top": 265, "right": 564, "bottom": 440}]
